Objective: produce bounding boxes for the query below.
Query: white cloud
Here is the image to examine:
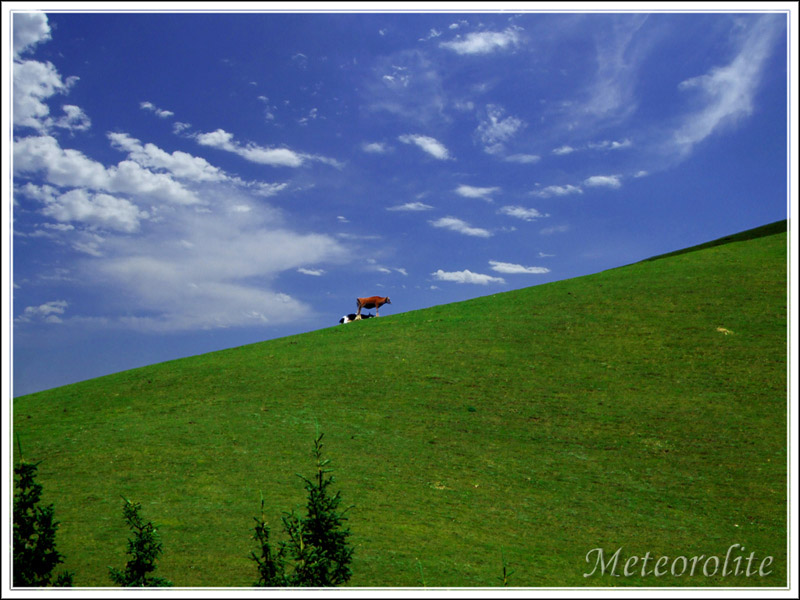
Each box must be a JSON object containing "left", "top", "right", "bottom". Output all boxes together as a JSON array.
[
  {"left": 108, "top": 132, "right": 228, "bottom": 182},
  {"left": 13, "top": 12, "right": 51, "bottom": 58},
  {"left": 588, "top": 138, "right": 632, "bottom": 151},
  {"left": 504, "top": 154, "right": 540, "bottom": 164},
  {"left": 431, "top": 269, "right": 505, "bottom": 285},
  {"left": 362, "top": 142, "right": 389, "bottom": 154},
  {"left": 366, "top": 50, "right": 447, "bottom": 125},
  {"left": 54, "top": 105, "right": 91, "bottom": 131},
  {"left": 580, "top": 15, "right": 649, "bottom": 121},
  {"left": 476, "top": 104, "right": 525, "bottom": 154},
  {"left": 14, "top": 135, "right": 202, "bottom": 205},
  {"left": 552, "top": 145, "right": 576, "bottom": 155},
  {"left": 531, "top": 184, "right": 583, "bottom": 198},
  {"left": 16, "top": 300, "right": 67, "bottom": 324},
  {"left": 39, "top": 188, "right": 149, "bottom": 233},
  {"left": 440, "top": 27, "right": 522, "bottom": 55},
  {"left": 430, "top": 216, "right": 492, "bottom": 238},
  {"left": 386, "top": 202, "right": 433, "bottom": 212},
  {"left": 455, "top": 184, "right": 500, "bottom": 202},
  {"left": 84, "top": 203, "right": 350, "bottom": 332},
  {"left": 499, "top": 206, "right": 547, "bottom": 221},
  {"left": 584, "top": 175, "right": 622, "bottom": 189},
  {"left": 673, "top": 14, "right": 782, "bottom": 154},
  {"left": 489, "top": 260, "right": 550, "bottom": 275},
  {"left": 195, "top": 128, "right": 342, "bottom": 168},
  {"left": 298, "top": 268, "right": 325, "bottom": 276},
  {"left": 13, "top": 59, "right": 77, "bottom": 131},
  {"left": 196, "top": 129, "right": 304, "bottom": 167},
  {"left": 398, "top": 134, "right": 450, "bottom": 160},
  {"left": 540, "top": 224, "right": 570, "bottom": 235},
  {"left": 140, "top": 101, "right": 174, "bottom": 118}
]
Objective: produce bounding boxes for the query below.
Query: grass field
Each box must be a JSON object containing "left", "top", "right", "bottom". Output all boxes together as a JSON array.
[{"left": 13, "top": 221, "right": 788, "bottom": 588}]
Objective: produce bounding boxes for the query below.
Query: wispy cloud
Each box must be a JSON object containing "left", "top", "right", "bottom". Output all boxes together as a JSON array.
[
  {"left": 431, "top": 269, "right": 505, "bottom": 285},
  {"left": 140, "top": 101, "right": 174, "bottom": 118},
  {"left": 531, "top": 184, "right": 583, "bottom": 198},
  {"left": 540, "top": 224, "right": 570, "bottom": 235},
  {"left": 499, "top": 206, "right": 548, "bottom": 221},
  {"left": 430, "top": 216, "right": 491, "bottom": 237},
  {"left": 475, "top": 104, "right": 525, "bottom": 155},
  {"left": 195, "top": 128, "right": 342, "bottom": 168},
  {"left": 504, "top": 153, "right": 540, "bottom": 164},
  {"left": 15, "top": 300, "right": 68, "bottom": 324},
  {"left": 387, "top": 201, "right": 434, "bottom": 212},
  {"left": 440, "top": 27, "right": 522, "bottom": 55},
  {"left": 672, "top": 15, "right": 782, "bottom": 155},
  {"left": 398, "top": 134, "right": 451, "bottom": 160}
]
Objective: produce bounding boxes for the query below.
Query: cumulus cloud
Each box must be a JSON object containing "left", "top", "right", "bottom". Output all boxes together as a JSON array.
[
  {"left": 455, "top": 184, "right": 499, "bottom": 202},
  {"left": 440, "top": 27, "right": 522, "bottom": 55},
  {"left": 489, "top": 260, "right": 550, "bottom": 275},
  {"left": 35, "top": 187, "right": 149, "bottom": 233},
  {"left": 499, "top": 206, "right": 547, "bottom": 221},
  {"left": 13, "top": 59, "right": 79, "bottom": 131},
  {"left": 109, "top": 132, "right": 228, "bottom": 182},
  {"left": 13, "top": 12, "right": 51, "bottom": 58},
  {"left": 387, "top": 202, "right": 434, "bottom": 211},
  {"left": 14, "top": 135, "right": 201, "bottom": 205},
  {"left": 430, "top": 216, "right": 492, "bottom": 238},
  {"left": 398, "top": 134, "right": 451, "bottom": 160},
  {"left": 431, "top": 269, "right": 505, "bottom": 285},
  {"left": 584, "top": 175, "right": 622, "bottom": 189}
]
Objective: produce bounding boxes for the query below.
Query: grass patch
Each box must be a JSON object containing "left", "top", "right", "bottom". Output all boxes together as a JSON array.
[{"left": 13, "top": 223, "right": 787, "bottom": 587}]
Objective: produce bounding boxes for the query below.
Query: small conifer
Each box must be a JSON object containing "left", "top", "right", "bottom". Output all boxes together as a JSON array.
[
  {"left": 13, "top": 455, "right": 74, "bottom": 587},
  {"left": 251, "top": 429, "right": 353, "bottom": 587},
  {"left": 108, "top": 498, "right": 172, "bottom": 587}
]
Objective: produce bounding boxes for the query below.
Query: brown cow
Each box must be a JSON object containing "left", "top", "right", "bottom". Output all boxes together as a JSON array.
[{"left": 356, "top": 296, "right": 391, "bottom": 319}]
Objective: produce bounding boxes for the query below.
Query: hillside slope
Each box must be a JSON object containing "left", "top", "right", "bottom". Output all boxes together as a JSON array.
[{"left": 13, "top": 223, "right": 787, "bottom": 587}]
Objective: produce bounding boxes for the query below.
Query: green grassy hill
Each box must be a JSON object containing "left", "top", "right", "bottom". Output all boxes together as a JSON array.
[{"left": 13, "top": 221, "right": 788, "bottom": 588}]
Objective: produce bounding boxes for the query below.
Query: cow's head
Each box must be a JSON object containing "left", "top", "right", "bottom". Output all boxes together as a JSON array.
[{"left": 384, "top": 297, "right": 391, "bottom": 305}]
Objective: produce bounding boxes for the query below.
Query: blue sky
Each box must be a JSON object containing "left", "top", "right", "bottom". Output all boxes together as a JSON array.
[{"left": 7, "top": 6, "right": 792, "bottom": 396}]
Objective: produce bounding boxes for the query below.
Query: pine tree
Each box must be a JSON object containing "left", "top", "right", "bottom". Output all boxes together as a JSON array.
[
  {"left": 13, "top": 458, "right": 74, "bottom": 587},
  {"left": 251, "top": 430, "right": 353, "bottom": 587},
  {"left": 108, "top": 498, "right": 172, "bottom": 587}
]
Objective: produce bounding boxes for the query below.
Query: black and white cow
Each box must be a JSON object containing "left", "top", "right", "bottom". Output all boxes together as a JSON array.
[{"left": 339, "top": 313, "right": 375, "bottom": 324}]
